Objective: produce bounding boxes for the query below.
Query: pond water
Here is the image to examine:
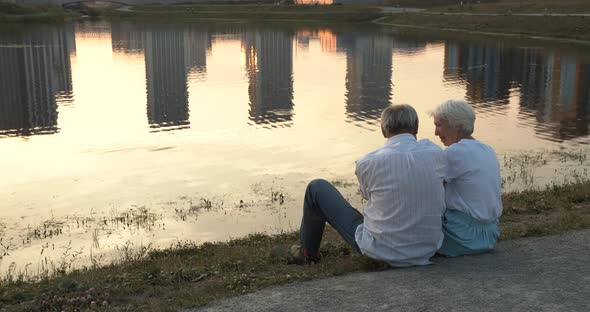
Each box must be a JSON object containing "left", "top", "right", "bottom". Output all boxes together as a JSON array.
[{"left": 0, "top": 21, "right": 589, "bottom": 277}]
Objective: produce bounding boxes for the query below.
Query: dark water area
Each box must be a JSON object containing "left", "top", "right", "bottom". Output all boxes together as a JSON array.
[
  {"left": 442, "top": 38, "right": 590, "bottom": 143},
  {"left": 0, "top": 24, "right": 75, "bottom": 137},
  {"left": 0, "top": 21, "right": 589, "bottom": 275}
]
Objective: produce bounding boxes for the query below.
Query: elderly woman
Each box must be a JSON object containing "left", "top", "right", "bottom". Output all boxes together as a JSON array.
[{"left": 430, "top": 99, "right": 502, "bottom": 257}]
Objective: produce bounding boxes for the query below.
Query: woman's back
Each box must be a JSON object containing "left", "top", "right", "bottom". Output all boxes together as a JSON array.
[{"left": 444, "top": 139, "right": 502, "bottom": 222}]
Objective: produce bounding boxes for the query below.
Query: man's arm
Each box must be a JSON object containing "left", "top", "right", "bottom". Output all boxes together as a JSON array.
[{"left": 355, "top": 161, "right": 369, "bottom": 200}]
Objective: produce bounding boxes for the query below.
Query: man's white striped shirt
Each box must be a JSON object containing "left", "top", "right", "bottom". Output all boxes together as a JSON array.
[{"left": 354, "top": 134, "right": 446, "bottom": 267}]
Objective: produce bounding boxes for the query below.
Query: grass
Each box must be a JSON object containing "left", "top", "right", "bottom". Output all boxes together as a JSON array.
[
  {"left": 379, "top": 0, "right": 590, "bottom": 43},
  {"left": 1, "top": 180, "right": 589, "bottom": 311},
  {"left": 430, "top": 0, "right": 590, "bottom": 14},
  {"left": 0, "top": 3, "right": 72, "bottom": 23},
  {"left": 3, "top": 1, "right": 590, "bottom": 43},
  {"left": 106, "top": 4, "right": 383, "bottom": 22},
  {"left": 501, "top": 181, "right": 590, "bottom": 239},
  {"left": 0, "top": 3, "right": 383, "bottom": 24},
  {"left": 379, "top": 13, "right": 590, "bottom": 42}
]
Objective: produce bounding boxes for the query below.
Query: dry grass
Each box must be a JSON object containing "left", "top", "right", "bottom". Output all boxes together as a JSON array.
[
  {"left": 501, "top": 181, "right": 590, "bottom": 239},
  {"left": 1, "top": 230, "right": 383, "bottom": 311}
]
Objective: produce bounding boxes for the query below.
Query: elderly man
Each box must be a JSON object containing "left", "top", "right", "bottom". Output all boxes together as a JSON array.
[{"left": 291, "top": 104, "right": 446, "bottom": 266}]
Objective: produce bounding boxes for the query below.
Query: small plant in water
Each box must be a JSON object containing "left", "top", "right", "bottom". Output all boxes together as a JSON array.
[
  {"left": 0, "top": 237, "right": 11, "bottom": 258},
  {"left": 116, "top": 241, "right": 153, "bottom": 262},
  {"left": 57, "top": 241, "right": 84, "bottom": 275},
  {"left": 201, "top": 198, "right": 213, "bottom": 209},
  {"left": 271, "top": 191, "right": 285, "bottom": 205}
]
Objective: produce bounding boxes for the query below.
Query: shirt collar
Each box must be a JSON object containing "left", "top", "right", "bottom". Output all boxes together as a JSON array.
[{"left": 384, "top": 133, "right": 416, "bottom": 146}]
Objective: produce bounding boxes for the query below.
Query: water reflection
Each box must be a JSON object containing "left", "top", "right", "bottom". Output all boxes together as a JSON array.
[
  {"left": 244, "top": 30, "right": 295, "bottom": 127},
  {"left": 0, "top": 22, "right": 588, "bottom": 141},
  {"left": 111, "top": 23, "right": 213, "bottom": 131},
  {"left": 518, "top": 51, "right": 590, "bottom": 142},
  {"left": 444, "top": 42, "right": 512, "bottom": 114},
  {"left": 391, "top": 39, "right": 427, "bottom": 56},
  {"left": 0, "top": 25, "right": 75, "bottom": 137},
  {"left": 296, "top": 29, "right": 337, "bottom": 53},
  {"left": 144, "top": 27, "right": 191, "bottom": 131},
  {"left": 339, "top": 32, "right": 393, "bottom": 126},
  {"left": 111, "top": 22, "right": 144, "bottom": 54},
  {"left": 444, "top": 41, "right": 590, "bottom": 142}
]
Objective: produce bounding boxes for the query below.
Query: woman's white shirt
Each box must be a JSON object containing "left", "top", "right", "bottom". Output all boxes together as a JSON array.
[{"left": 444, "top": 139, "right": 502, "bottom": 222}]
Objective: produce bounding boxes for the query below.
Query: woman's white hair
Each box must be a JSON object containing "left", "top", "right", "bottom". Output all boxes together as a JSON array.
[
  {"left": 381, "top": 104, "right": 419, "bottom": 137},
  {"left": 430, "top": 99, "right": 476, "bottom": 136}
]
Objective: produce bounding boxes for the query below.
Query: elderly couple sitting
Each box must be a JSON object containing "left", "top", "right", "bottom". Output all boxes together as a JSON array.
[{"left": 291, "top": 99, "right": 502, "bottom": 266}]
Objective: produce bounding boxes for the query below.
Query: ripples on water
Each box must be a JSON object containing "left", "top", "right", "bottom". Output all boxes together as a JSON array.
[{"left": 0, "top": 21, "right": 589, "bottom": 277}]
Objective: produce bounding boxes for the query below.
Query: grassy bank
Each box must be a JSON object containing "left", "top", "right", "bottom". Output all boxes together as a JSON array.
[
  {"left": 379, "top": 0, "right": 590, "bottom": 43},
  {"left": 1, "top": 180, "right": 589, "bottom": 311},
  {"left": 379, "top": 13, "right": 590, "bottom": 42},
  {"left": 431, "top": 0, "right": 590, "bottom": 14},
  {"left": 4, "top": 1, "right": 590, "bottom": 43},
  {"left": 0, "top": 3, "right": 72, "bottom": 23},
  {"left": 1, "top": 3, "right": 383, "bottom": 24},
  {"left": 106, "top": 4, "right": 382, "bottom": 22}
]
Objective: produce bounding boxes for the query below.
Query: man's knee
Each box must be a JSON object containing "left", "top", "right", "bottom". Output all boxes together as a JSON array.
[{"left": 307, "top": 179, "right": 331, "bottom": 193}]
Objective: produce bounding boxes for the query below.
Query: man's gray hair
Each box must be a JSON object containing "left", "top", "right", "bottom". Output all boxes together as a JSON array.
[
  {"left": 381, "top": 104, "right": 419, "bottom": 137},
  {"left": 430, "top": 99, "right": 476, "bottom": 135}
]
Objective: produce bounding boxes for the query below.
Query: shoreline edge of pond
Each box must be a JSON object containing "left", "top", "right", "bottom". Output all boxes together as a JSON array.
[{"left": 1, "top": 180, "right": 589, "bottom": 311}]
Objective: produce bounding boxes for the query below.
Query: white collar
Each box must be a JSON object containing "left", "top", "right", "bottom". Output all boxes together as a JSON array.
[{"left": 384, "top": 133, "right": 416, "bottom": 146}]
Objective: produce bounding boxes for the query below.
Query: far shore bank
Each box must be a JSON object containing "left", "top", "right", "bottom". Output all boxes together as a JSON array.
[
  {"left": 376, "top": 13, "right": 590, "bottom": 44},
  {"left": 1, "top": 180, "right": 589, "bottom": 311},
  {"left": 3, "top": 2, "right": 590, "bottom": 45}
]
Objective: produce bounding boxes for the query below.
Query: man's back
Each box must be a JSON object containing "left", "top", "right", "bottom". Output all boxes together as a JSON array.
[{"left": 354, "top": 134, "right": 446, "bottom": 267}]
